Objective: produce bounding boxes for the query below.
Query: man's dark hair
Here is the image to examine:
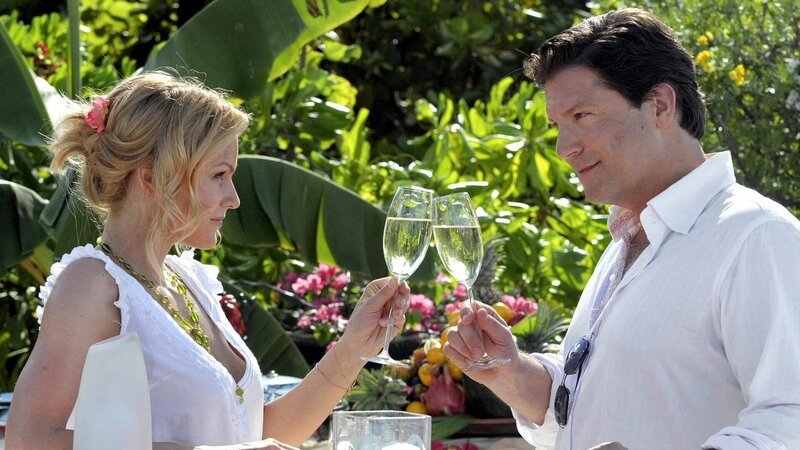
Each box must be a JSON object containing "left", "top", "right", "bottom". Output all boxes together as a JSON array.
[{"left": 524, "top": 8, "right": 706, "bottom": 139}]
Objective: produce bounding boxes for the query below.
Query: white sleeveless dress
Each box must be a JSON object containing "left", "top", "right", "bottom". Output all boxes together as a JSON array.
[{"left": 38, "top": 244, "right": 264, "bottom": 445}]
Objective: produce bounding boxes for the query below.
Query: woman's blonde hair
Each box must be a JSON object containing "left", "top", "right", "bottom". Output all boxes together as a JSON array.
[{"left": 50, "top": 71, "right": 250, "bottom": 271}]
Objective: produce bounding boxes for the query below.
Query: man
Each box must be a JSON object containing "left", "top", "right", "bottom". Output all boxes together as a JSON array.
[{"left": 443, "top": 8, "right": 800, "bottom": 450}]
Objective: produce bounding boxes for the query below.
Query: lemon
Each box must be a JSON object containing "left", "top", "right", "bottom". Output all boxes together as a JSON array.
[
  {"left": 418, "top": 363, "right": 435, "bottom": 387},
  {"left": 492, "top": 302, "right": 514, "bottom": 324},
  {"left": 447, "top": 360, "right": 464, "bottom": 382},
  {"left": 446, "top": 310, "right": 461, "bottom": 326},
  {"left": 427, "top": 347, "right": 445, "bottom": 365},
  {"left": 406, "top": 400, "right": 428, "bottom": 415},
  {"left": 440, "top": 326, "right": 455, "bottom": 347}
]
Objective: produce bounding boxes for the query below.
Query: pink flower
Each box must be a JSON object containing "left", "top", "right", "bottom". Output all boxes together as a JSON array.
[
  {"left": 297, "top": 316, "right": 312, "bottom": 329},
  {"left": 444, "top": 301, "right": 463, "bottom": 313},
  {"left": 452, "top": 284, "right": 467, "bottom": 300},
  {"left": 306, "top": 274, "right": 324, "bottom": 295},
  {"left": 408, "top": 294, "right": 436, "bottom": 318},
  {"left": 84, "top": 96, "right": 109, "bottom": 133},
  {"left": 435, "top": 273, "right": 451, "bottom": 284},
  {"left": 314, "top": 263, "right": 341, "bottom": 284},
  {"left": 291, "top": 277, "right": 309, "bottom": 295},
  {"left": 330, "top": 274, "right": 349, "bottom": 291},
  {"left": 219, "top": 294, "right": 246, "bottom": 337},
  {"left": 503, "top": 295, "right": 537, "bottom": 316}
]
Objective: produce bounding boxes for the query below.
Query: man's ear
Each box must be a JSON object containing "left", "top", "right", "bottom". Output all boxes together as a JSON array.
[
  {"left": 133, "top": 167, "right": 155, "bottom": 196},
  {"left": 650, "top": 83, "right": 678, "bottom": 129}
]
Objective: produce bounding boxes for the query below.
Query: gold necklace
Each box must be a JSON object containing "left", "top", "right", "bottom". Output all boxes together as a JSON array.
[{"left": 98, "top": 242, "right": 212, "bottom": 354}]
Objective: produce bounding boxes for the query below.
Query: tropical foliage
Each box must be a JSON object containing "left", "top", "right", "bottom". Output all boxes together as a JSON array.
[
  {"left": 594, "top": 0, "right": 800, "bottom": 213},
  {"left": 1, "top": 0, "right": 797, "bottom": 401}
]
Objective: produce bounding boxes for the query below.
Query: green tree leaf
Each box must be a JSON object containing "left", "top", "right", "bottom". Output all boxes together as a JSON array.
[
  {"left": 0, "top": 21, "right": 51, "bottom": 146},
  {"left": 239, "top": 297, "right": 309, "bottom": 377},
  {"left": 0, "top": 180, "right": 49, "bottom": 276},
  {"left": 145, "top": 0, "right": 369, "bottom": 100},
  {"left": 223, "top": 155, "right": 389, "bottom": 279}
]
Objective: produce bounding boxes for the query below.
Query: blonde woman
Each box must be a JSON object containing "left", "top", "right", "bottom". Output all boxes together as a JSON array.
[{"left": 6, "top": 72, "right": 408, "bottom": 449}]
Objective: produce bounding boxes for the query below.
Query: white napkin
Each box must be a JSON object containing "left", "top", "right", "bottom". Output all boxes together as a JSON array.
[{"left": 67, "top": 332, "right": 152, "bottom": 449}]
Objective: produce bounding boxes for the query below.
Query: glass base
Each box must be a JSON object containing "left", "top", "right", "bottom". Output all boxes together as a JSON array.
[
  {"left": 463, "top": 355, "right": 510, "bottom": 372},
  {"left": 361, "top": 353, "right": 411, "bottom": 369}
]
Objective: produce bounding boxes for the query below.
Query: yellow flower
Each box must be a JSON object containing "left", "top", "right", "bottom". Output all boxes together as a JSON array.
[
  {"left": 729, "top": 64, "right": 746, "bottom": 86},
  {"left": 703, "top": 62, "right": 714, "bottom": 73},
  {"left": 695, "top": 50, "right": 712, "bottom": 65},
  {"left": 705, "top": 31, "right": 715, "bottom": 41},
  {"left": 696, "top": 35, "right": 709, "bottom": 46}
]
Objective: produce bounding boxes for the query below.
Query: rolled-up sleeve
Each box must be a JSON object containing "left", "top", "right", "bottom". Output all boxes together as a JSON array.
[
  {"left": 511, "top": 351, "right": 564, "bottom": 450},
  {"left": 704, "top": 220, "right": 800, "bottom": 449}
]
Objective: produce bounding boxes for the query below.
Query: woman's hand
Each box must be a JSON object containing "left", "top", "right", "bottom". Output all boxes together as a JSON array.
[{"left": 338, "top": 277, "right": 410, "bottom": 358}]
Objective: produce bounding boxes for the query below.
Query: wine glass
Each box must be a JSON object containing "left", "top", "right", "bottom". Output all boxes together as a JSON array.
[
  {"left": 433, "top": 192, "right": 510, "bottom": 371},
  {"left": 363, "top": 186, "right": 433, "bottom": 368}
]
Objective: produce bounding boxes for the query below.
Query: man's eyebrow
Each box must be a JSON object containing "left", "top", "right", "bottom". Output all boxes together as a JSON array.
[{"left": 548, "top": 100, "right": 587, "bottom": 123}]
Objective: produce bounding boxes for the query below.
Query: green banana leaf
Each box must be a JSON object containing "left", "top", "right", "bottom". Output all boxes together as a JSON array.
[
  {"left": 0, "top": 21, "right": 51, "bottom": 146},
  {"left": 223, "top": 155, "right": 390, "bottom": 279},
  {"left": 269, "top": 0, "right": 372, "bottom": 81},
  {"left": 144, "top": 0, "right": 369, "bottom": 100},
  {"left": 39, "top": 170, "right": 101, "bottom": 259},
  {"left": 0, "top": 180, "right": 50, "bottom": 276},
  {"left": 239, "top": 296, "right": 309, "bottom": 377}
]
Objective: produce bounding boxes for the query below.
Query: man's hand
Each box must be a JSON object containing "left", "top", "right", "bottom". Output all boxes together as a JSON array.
[{"left": 442, "top": 301, "right": 519, "bottom": 383}]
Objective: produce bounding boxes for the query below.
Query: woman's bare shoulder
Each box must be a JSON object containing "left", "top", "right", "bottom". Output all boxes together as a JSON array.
[{"left": 41, "top": 256, "right": 121, "bottom": 334}]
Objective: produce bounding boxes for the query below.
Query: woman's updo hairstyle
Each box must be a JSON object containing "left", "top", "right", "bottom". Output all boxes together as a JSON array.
[{"left": 50, "top": 71, "right": 250, "bottom": 267}]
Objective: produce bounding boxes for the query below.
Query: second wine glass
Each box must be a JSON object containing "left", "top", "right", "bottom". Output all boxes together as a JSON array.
[
  {"left": 433, "top": 192, "right": 510, "bottom": 371},
  {"left": 362, "top": 186, "right": 433, "bottom": 368}
]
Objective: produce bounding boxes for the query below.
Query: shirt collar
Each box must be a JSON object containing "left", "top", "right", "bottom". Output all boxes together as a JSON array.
[{"left": 645, "top": 151, "right": 736, "bottom": 235}]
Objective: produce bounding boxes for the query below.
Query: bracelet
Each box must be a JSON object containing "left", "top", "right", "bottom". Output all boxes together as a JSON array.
[{"left": 314, "top": 363, "right": 355, "bottom": 394}]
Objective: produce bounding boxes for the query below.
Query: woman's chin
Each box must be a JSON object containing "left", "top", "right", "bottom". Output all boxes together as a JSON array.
[{"left": 179, "top": 236, "right": 218, "bottom": 250}]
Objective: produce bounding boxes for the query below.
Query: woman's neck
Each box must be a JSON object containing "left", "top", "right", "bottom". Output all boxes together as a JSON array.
[{"left": 101, "top": 214, "right": 173, "bottom": 284}]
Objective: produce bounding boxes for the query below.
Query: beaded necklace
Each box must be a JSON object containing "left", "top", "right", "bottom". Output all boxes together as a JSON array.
[{"left": 98, "top": 242, "right": 212, "bottom": 354}]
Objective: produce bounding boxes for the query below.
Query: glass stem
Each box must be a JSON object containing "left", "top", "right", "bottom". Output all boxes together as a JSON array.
[
  {"left": 380, "top": 303, "right": 396, "bottom": 356},
  {"left": 466, "top": 284, "right": 476, "bottom": 306}
]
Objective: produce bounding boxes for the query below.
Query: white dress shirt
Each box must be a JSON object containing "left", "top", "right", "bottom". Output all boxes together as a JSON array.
[{"left": 513, "top": 152, "right": 800, "bottom": 449}]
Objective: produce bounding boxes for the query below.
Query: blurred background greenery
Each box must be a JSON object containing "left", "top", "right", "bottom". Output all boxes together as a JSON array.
[{"left": 0, "top": 0, "right": 797, "bottom": 395}]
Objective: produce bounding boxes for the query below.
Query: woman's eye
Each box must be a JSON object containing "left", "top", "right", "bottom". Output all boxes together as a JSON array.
[{"left": 214, "top": 171, "right": 226, "bottom": 179}]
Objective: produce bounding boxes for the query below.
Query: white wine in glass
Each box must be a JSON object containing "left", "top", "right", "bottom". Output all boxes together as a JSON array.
[
  {"left": 363, "top": 186, "right": 433, "bottom": 368},
  {"left": 433, "top": 192, "right": 510, "bottom": 371}
]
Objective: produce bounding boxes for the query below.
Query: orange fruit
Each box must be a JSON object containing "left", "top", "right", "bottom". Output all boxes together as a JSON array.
[
  {"left": 418, "top": 363, "right": 435, "bottom": 387},
  {"left": 427, "top": 347, "right": 445, "bottom": 365},
  {"left": 492, "top": 302, "right": 513, "bottom": 324},
  {"left": 406, "top": 400, "right": 428, "bottom": 415}
]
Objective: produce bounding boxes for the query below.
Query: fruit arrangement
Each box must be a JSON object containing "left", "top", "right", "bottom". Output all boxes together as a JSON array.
[
  {"left": 389, "top": 327, "right": 466, "bottom": 417},
  {"left": 432, "top": 441, "right": 479, "bottom": 450}
]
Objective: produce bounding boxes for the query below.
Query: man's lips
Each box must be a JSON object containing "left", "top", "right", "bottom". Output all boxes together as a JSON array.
[{"left": 576, "top": 161, "right": 600, "bottom": 175}]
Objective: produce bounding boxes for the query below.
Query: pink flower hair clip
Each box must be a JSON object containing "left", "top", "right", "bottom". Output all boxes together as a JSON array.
[{"left": 84, "top": 96, "right": 110, "bottom": 133}]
